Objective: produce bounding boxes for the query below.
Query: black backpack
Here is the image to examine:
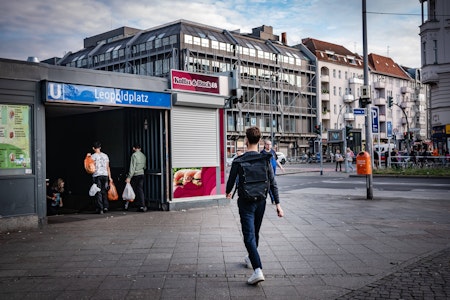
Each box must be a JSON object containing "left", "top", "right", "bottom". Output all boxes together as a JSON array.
[{"left": 235, "top": 153, "right": 271, "bottom": 201}]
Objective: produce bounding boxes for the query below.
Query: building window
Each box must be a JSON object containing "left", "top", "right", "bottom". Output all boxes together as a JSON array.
[
  {"left": 184, "top": 34, "right": 193, "bottom": 44},
  {"left": 422, "top": 42, "right": 426, "bottom": 65},
  {"left": 170, "top": 35, "right": 177, "bottom": 45},
  {"left": 333, "top": 69, "right": 336, "bottom": 78},
  {"left": 338, "top": 70, "right": 341, "bottom": 79},
  {"left": 338, "top": 87, "right": 342, "bottom": 96},
  {"left": 163, "top": 37, "right": 170, "bottom": 47},
  {"left": 433, "top": 40, "right": 438, "bottom": 64},
  {"left": 333, "top": 86, "right": 336, "bottom": 96}
]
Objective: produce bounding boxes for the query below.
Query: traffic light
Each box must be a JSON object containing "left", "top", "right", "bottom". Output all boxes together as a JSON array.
[
  {"left": 314, "top": 124, "right": 321, "bottom": 135},
  {"left": 388, "top": 96, "right": 393, "bottom": 108},
  {"left": 231, "top": 88, "right": 244, "bottom": 105},
  {"left": 345, "top": 125, "right": 353, "bottom": 140},
  {"left": 359, "top": 97, "right": 370, "bottom": 108}
]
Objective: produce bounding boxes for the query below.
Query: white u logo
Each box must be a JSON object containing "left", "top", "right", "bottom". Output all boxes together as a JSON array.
[{"left": 48, "top": 83, "right": 62, "bottom": 99}]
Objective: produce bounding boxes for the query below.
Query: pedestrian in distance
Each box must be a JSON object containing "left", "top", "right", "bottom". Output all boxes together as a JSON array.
[
  {"left": 47, "top": 178, "right": 65, "bottom": 215},
  {"left": 345, "top": 147, "right": 355, "bottom": 172},
  {"left": 88, "top": 141, "right": 112, "bottom": 214},
  {"left": 334, "top": 149, "right": 343, "bottom": 172},
  {"left": 260, "top": 139, "right": 284, "bottom": 204},
  {"left": 226, "top": 126, "right": 284, "bottom": 285},
  {"left": 125, "top": 143, "right": 147, "bottom": 212}
]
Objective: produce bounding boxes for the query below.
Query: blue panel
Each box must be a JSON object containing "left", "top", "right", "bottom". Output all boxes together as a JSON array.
[{"left": 46, "top": 82, "right": 171, "bottom": 109}]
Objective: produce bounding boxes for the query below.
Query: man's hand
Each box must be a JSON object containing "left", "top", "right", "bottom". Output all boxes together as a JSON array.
[
  {"left": 225, "top": 193, "right": 232, "bottom": 199},
  {"left": 276, "top": 204, "right": 284, "bottom": 217},
  {"left": 125, "top": 178, "right": 131, "bottom": 183}
]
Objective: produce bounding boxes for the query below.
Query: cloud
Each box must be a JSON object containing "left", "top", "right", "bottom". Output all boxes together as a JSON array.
[{"left": 0, "top": 0, "right": 422, "bottom": 67}]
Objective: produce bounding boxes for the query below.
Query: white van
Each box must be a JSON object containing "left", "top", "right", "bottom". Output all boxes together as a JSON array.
[{"left": 374, "top": 143, "right": 396, "bottom": 161}]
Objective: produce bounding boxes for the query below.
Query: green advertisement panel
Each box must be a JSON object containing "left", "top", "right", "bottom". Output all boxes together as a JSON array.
[{"left": 0, "top": 104, "right": 32, "bottom": 170}]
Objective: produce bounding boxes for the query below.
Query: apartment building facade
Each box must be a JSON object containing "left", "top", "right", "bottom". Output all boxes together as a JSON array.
[
  {"left": 303, "top": 38, "right": 428, "bottom": 155},
  {"left": 368, "top": 53, "right": 428, "bottom": 150},
  {"left": 302, "top": 38, "right": 365, "bottom": 154},
  {"left": 419, "top": 0, "right": 450, "bottom": 154},
  {"left": 53, "top": 20, "right": 317, "bottom": 158}
]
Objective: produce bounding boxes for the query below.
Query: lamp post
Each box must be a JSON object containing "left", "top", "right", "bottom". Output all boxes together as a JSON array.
[{"left": 362, "top": 0, "right": 374, "bottom": 200}]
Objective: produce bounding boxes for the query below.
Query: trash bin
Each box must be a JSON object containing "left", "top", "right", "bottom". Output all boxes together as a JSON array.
[{"left": 356, "top": 151, "right": 372, "bottom": 175}]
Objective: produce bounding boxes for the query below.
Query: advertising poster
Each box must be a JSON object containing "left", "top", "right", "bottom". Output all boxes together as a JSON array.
[
  {"left": 0, "top": 105, "right": 31, "bottom": 169},
  {"left": 172, "top": 167, "right": 217, "bottom": 198}
]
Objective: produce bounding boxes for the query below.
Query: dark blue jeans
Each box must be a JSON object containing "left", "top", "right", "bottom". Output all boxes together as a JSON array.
[
  {"left": 238, "top": 197, "right": 266, "bottom": 270},
  {"left": 131, "top": 174, "right": 145, "bottom": 208},
  {"left": 93, "top": 175, "right": 109, "bottom": 211}
]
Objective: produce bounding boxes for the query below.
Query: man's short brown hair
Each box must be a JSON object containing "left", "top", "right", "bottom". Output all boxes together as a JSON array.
[{"left": 246, "top": 126, "right": 261, "bottom": 145}]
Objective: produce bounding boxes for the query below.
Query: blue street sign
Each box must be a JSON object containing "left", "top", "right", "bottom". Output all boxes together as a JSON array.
[
  {"left": 353, "top": 108, "right": 365, "bottom": 115},
  {"left": 387, "top": 121, "right": 392, "bottom": 138},
  {"left": 371, "top": 106, "right": 379, "bottom": 134}
]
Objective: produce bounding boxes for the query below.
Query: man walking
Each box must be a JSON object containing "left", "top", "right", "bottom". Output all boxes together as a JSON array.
[
  {"left": 260, "top": 139, "right": 284, "bottom": 204},
  {"left": 126, "top": 143, "right": 147, "bottom": 212},
  {"left": 89, "top": 141, "right": 112, "bottom": 214},
  {"left": 226, "top": 127, "right": 284, "bottom": 285}
]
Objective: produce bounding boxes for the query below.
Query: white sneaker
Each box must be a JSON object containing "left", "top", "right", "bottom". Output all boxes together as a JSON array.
[
  {"left": 244, "top": 256, "right": 252, "bottom": 269},
  {"left": 247, "top": 268, "right": 265, "bottom": 285}
]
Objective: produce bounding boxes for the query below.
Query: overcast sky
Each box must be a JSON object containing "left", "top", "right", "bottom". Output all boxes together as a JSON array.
[{"left": 0, "top": 0, "right": 422, "bottom": 67}]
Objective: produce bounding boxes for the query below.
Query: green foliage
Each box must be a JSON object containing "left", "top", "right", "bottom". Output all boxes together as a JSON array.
[{"left": 373, "top": 167, "right": 450, "bottom": 177}]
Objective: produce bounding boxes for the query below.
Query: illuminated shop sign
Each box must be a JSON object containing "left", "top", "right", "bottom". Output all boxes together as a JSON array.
[
  {"left": 45, "top": 82, "right": 171, "bottom": 109},
  {"left": 171, "top": 70, "right": 220, "bottom": 94}
]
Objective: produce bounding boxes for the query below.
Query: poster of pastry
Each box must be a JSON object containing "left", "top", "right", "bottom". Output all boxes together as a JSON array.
[
  {"left": 0, "top": 104, "right": 31, "bottom": 169},
  {"left": 172, "top": 167, "right": 217, "bottom": 198}
]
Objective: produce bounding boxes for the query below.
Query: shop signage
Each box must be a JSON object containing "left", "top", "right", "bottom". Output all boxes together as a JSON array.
[
  {"left": 171, "top": 70, "right": 220, "bottom": 94},
  {"left": 45, "top": 82, "right": 171, "bottom": 109}
]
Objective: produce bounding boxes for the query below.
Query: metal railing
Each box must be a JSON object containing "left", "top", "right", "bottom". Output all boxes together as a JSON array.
[{"left": 387, "top": 155, "right": 450, "bottom": 169}]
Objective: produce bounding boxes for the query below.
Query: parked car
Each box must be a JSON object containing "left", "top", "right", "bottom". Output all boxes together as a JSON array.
[
  {"left": 226, "top": 153, "right": 238, "bottom": 166},
  {"left": 276, "top": 152, "right": 286, "bottom": 165}
]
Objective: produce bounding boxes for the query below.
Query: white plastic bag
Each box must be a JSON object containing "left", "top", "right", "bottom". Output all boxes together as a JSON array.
[
  {"left": 122, "top": 182, "right": 135, "bottom": 201},
  {"left": 89, "top": 183, "right": 101, "bottom": 196}
]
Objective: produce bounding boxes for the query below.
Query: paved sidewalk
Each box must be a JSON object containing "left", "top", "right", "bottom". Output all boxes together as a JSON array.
[{"left": 0, "top": 180, "right": 449, "bottom": 299}]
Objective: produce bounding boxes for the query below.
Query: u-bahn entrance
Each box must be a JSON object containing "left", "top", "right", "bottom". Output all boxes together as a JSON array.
[{"left": 44, "top": 81, "right": 171, "bottom": 214}]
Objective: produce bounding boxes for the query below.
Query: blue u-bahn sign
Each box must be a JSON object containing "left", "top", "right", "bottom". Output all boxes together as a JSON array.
[{"left": 45, "top": 82, "right": 171, "bottom": 109}]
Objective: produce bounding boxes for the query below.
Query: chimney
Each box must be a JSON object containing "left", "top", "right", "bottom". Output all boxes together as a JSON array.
[{"left": 281, "top": 32, "right": 287, "bottom": 45}]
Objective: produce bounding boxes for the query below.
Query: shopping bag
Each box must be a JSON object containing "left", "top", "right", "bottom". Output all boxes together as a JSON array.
[
  {"left": 89, "top": 183, "right": 100, "bottom": 196},
  {"left": 84, "top": 154, "right": 96, "bottom": 174},
  {"left": 107, "top": 181, "right": 119, "bottom": 201},
  {"left": 122, "top": 182, "right": 135, "bottom": 202}
]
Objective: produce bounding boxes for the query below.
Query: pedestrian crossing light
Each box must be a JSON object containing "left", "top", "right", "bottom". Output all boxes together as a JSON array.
[{"left": 388, "top": 96, "right": 393, "bottom": 108}]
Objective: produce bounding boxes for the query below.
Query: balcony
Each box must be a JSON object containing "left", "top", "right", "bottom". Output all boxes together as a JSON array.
[
  {"left": 321, "top": 75, "right": 330, "bottom": 82},
  {"left": 321, "top": 111, "right": 330, "bottom": 120},
  {"left": 401, "top": 86, "right": 413, "bottom": 94},
  {"left": 343, "top": 94, "right": 354, "bottom": 103},
  {"left": 344, "top": 112, "right": 355, "bottom": 121},
  {"left": 321, "top": 92, "right": 330, "bottom": 101},
  {"left": 349, "top": 77, "right": 363, "bottom": 84},
  {"left": 400, "top": 101, "right": 411, "bottom": 109},
  {"left": 373, "top": 81, "right": 385, "bottom": 89},
  {"left": 378, "top": 114, "right": 386, "bottom": 122},
  {"left": 372, "top": 97, "right": 386, "bottom": 106}
]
